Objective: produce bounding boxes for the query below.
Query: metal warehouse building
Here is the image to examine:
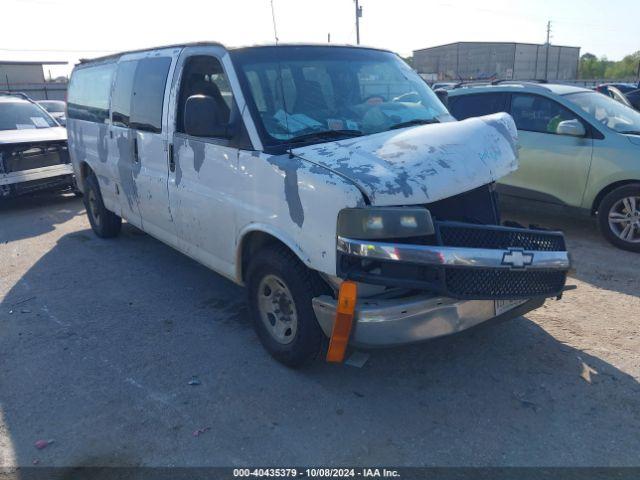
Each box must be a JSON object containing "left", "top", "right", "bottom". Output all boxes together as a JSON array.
[
  {"left": 0, "top": 60, "right": 68, "bottom": 100},
  {"left": 413, "top": 42, "right": 580, "bottom": 81}
]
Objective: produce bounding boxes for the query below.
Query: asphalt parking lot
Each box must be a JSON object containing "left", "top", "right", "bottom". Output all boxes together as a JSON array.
[{"left": 1, "top": 192, "right": 639, "bottom": 468}]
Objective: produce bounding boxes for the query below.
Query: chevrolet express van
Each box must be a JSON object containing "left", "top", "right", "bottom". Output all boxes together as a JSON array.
[{"left": 67, "top": 43, "right": 571, "bottom": 366}]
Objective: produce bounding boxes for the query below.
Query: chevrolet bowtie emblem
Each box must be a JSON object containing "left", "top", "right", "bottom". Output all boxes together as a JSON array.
[{"left": 502, "top": 248, "right": 534, "bottom": 268}]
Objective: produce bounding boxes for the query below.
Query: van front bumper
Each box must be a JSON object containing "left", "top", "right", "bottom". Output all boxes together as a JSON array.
[{"left": 312, "top": 293, "right": 544, "bottom": 347}]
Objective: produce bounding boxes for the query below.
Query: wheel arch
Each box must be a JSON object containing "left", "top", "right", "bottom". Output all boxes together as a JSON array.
[
  {"left": 236, "top": 225, "right": 311, "bottom": 286},
  {"left": 592, "top": 180, "right": 640, "bottom": 214},
  {"left": 76, "top": 161, "right": 92, "bottom": 192}
]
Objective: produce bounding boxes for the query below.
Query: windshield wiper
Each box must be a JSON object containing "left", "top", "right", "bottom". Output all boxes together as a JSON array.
[
  {"left": 389, "top": 118, "right": 440, "bottom": 130},
  {"left": 287, "top": 129, "right": 363, "bottom": 144},
  {"left": 619, "top": 130, "right": 640, "bottom": 135}
]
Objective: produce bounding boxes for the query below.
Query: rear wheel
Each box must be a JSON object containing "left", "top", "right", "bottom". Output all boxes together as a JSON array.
[
  {"left": 83, "top": 172, "right": 122, "bottom": 238},
  {"left": 246, "top": 245, "right": 331, "bottom": 368},
  {"left": 597, "top": 184, "right": 640, "bottom": 252}
]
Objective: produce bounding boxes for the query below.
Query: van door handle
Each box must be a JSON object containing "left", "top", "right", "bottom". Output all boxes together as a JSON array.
[
  {"left": 168, "top": 144, "right": 175, "bottom": 172},
  {"left": 133, "top": 137, "right": 139, "bottom": 163}
]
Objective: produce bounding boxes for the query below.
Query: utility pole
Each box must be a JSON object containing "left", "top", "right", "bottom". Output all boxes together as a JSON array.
[
  {"left": 544, "top": 20, "right": 552, "bottom": 81},
  {"left": 328, "top": 33, "right": 331, "bottom": 43},
  {"left": 355, "top": 0, "right": 363, "bottom": 45},
  {"left": 270, "top": 0, "right": 279, "bottom": 45}
]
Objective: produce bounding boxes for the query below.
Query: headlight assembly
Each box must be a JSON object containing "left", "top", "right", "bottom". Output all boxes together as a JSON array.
[{"left": 337, "top": 207, "right": 434, "bottom": 240}]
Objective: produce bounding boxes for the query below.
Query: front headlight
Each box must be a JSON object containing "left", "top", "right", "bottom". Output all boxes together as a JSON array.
[{"left": 337, "top": 207, "right": 434, "bottom": 240}]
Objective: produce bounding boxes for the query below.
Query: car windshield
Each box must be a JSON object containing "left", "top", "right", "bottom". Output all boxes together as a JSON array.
[
  {"left": 39, "top": 101, "right": 66, "bottom": 113},
  {"left": 231, "top": 46, "right": 452, "bottom": 147},
  {"left": 0, "top": 101, "right": 57, "bottom": 130},
  {"left": 566, "top": 91, "right": 640, "bottom": 134}
]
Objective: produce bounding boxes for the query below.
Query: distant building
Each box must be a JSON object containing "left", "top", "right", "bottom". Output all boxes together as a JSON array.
[
  {"left": 413, "top": 42, "right": 580, "bottom": 81},
  {"left": 0, "top": 60, "right": 68, "bottom": 100}
]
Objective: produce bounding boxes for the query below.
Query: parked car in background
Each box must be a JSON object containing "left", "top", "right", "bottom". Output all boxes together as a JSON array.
[
  {"left": 430, "top": 81, "right": 457, "bottom": 91},
  {"left": 601, "top": 86, "right": 635, "bottom": 110},
  {"left": 38, "top": 100, "right": 67, "bottom": 126},
  {"left": 625, "top": 89, "right": 640, "bottom": 110},
  {"left": 595, "top": 83, "right": 639, "bottom": 95},
  {"left": 0, "top": 92, "right": 73, "bottom": 199},
  {"left": 66, "top": 43, "right": 570, "bottom": 367},
  {"left": 449, "top": 82, "right": 640, "bottom": 252}
]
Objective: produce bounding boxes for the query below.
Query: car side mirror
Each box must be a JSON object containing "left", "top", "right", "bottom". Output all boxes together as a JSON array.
[
  {"left": 556, "top": 119, "right": 586, "bottom": 137},
  {"left": 184, "top": 94, "right": 231, "bottom": 138},
  {"left": 434, "top": 88, "right": 449, "bottom": 108}
]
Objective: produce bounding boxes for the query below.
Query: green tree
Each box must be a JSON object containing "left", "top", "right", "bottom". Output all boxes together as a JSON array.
[{"left": 580, "top": 51, "right": 640, "bottom": 80}]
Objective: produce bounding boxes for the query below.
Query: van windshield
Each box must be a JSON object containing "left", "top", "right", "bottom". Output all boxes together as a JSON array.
[{"left": 231, "top": 46, "right": 452, "bottom": 147}]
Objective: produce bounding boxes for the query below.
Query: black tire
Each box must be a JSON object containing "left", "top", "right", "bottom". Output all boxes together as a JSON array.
[
  {"left": 246, "top": 245, "right": 331, "bottom": 368},
  {"left": 83, "top": 172, "right": 122, "bottom": 238},
  {"left": 597, "top": 183, "right": 640, "bottom": 252}
]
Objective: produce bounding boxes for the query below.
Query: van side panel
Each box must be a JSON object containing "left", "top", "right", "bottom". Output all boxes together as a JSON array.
[
  {"left": 235, "top": 151, "right": 365, "bottom": 278},
  {"left": 170, "top": 137, "right": 239, "bottom": 280},
  {"left": 67, "top": 62, "right": 118, "bottom": 214}
]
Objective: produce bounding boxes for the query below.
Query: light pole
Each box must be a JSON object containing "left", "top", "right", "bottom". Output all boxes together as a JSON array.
[
  {"left": 355, "top": 0, "right": 363, "bottom": 45},
  {"left": 544, "top": 20, "right": 552, "bottom": 80}
]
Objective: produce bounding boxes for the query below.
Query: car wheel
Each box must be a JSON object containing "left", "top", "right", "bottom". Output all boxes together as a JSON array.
[
  {"left": 83, "top": 172, "right": 122, "bottom": 238},
  {"left": 246, "top": 245, "right": 331, "bottom": 368},
  {"left": 597, "top": 184, "right": 640, "bottom": 252}
]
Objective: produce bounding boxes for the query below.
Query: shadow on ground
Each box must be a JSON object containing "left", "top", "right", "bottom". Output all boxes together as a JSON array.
[
  {"left": 0, "top": 192, "right": 84, "bottom": 243},
  {"left": 1, "top": 219, "right": 639, "bottom": 468}
]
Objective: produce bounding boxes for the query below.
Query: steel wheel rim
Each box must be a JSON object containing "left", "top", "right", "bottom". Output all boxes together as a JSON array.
[
  {"left": 88, "top": 189, "right": 101, "bottom": 226},
  {"left": 257, "top": 274, "right": 298, "bottom": 345},
  {"left": 608, "top": 195, "right": 640, "bottom": 243}
]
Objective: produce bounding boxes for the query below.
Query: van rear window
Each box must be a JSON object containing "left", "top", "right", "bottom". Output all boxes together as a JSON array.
[
  {"left": 111, "top": 57, "right": 171, "bottom": 133},
  {"left": 68, "top": 63, "right": 115, "bottom": 123}
]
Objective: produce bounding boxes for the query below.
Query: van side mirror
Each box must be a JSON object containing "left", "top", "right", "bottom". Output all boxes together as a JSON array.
[
  {"left": 556, "top": 119, "right": 586, "bottom": 137},
  {"left": 184, "top": 94, "right": 231, "bottom": 138},
  {"left": 434, "top": 88, "right": 449, "bottom": 108}
]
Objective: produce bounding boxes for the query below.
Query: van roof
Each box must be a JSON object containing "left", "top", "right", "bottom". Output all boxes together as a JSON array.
[{"left": 78, "top": 42, "right": 392, "bottom": 66}]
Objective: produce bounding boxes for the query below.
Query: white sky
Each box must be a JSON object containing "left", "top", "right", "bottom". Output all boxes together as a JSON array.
[{"left": 2, "top": 0, "right": 638, "bottom": 78}]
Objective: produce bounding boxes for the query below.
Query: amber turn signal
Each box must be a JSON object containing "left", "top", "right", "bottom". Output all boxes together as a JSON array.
[{"left": 326, "top": 281, "right": 358, "bottom": 363}]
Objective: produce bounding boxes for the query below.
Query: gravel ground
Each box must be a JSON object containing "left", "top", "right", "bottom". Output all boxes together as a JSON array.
[{"left": 0, "top": 192, "right": 639, "bottom": 468}]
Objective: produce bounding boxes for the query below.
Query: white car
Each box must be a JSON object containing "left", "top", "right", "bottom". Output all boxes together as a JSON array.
[
  {"left": 67, "top": 43, "right": 571, "bottom": 367},
  {"left": 38, "top": 100, "right": 67, "bottom": 126},
  {"left": 0, "top": 93, "right": 73, "bottom": 198}
]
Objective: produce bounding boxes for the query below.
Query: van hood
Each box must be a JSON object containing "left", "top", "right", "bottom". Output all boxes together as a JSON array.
[
  {"left": 0, "top": 127, "right": 67, "bottom": 145},
  {"left": 292, "top": 112, "right": 518, "bottom": 206}
]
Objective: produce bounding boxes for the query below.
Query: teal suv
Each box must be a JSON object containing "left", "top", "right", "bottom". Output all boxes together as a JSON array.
[{"left": 448, "top": 82, "right": 640, "bottom": 252}]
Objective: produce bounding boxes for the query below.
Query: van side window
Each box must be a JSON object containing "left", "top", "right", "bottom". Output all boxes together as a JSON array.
[
  {"left": 130, "top": 57, "right": 172, "bottom": 133},
  {"left": 510, "top": 94, "right": 581, "bottom": 135},
  {"left": 176, "top": 56, "right": 232, "bottom": 134},
  {"left": 111, "top": 60, "right": 137, "bottom": 128},
  {"left": 67, "top": 63, "right": 115, "bottom": 123},
  {"left": 448, "top": 93, "right": 509, "bottom": 120}
]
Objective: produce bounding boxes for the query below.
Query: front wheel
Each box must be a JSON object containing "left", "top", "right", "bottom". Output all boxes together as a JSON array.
[
  {"left": 246, "top": 245, "right": 331, "bottom": 368},
  {"left": 597, "top": 184, "right": 640, "bottom": 252},
  {"left": 83, "top": 172, "right": 122, "bottom": 238}
]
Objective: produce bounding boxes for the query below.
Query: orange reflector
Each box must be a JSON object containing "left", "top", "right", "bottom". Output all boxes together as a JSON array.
[{"left": 326, "top": 281, "right": 358, "bottom": 363}]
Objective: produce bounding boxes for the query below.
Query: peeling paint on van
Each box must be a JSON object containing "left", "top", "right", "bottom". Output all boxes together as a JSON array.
[
  {"left": 292, "top": 112, "right": 518, "bottom": 206},
  {"left": 116, "top": 134, "right": 140, "bottom": 209},
  {"left": 190, "top": 138, "right": 206, "bottom": 173},
  {"left": 266, "top": 154, "right": 305, "bottom": 227},
  {"left": 97, "top": 124, "right": 109, "bottom": 163}
]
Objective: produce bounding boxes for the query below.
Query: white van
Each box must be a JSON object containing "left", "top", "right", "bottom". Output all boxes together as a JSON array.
[{"left": 67, "top": 42, "right": 571, "bottom": 366}]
